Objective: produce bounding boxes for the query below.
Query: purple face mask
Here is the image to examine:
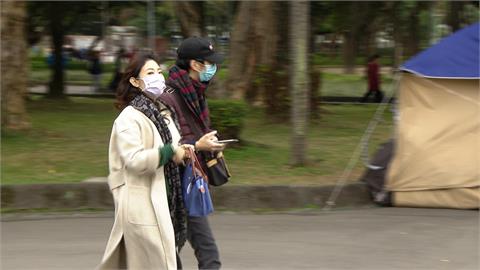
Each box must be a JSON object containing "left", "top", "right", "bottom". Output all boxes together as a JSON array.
[{"left": 141, "top": 73, "right": 166, "bottom": 98}]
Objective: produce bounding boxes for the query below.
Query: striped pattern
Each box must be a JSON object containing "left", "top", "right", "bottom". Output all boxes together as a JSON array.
[{"left": 167, "top": 65, "right": 210, "bottom": 127}]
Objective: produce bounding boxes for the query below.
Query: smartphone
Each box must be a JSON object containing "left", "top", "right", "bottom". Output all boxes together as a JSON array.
[{"left": 217, "top": 139, "right": 239, "bottom": 144}]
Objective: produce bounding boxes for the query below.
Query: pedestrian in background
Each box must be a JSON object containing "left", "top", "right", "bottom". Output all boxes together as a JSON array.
[
  {"left": 89, "top": 50, "right": 103, "bottom": 92},
  {"left": 109, "top": 47, "right": 126, "bottom": 92},
  {"left": 361, "top": 54, "right": 384, "bottom": 103}
]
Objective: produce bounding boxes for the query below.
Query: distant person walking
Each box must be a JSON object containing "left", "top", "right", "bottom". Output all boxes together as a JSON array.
[
  {"left": 98, "top": 51, "right": 194, "bottom": 270},
  {"left": 109, "top": 48, "right": 126, "bottom": 92},
  {"left": 361, "top": 54, "right": 384, "bottom": 103},
  {"left": 89, "top": 50, "right": 103, "bottom": 92}
]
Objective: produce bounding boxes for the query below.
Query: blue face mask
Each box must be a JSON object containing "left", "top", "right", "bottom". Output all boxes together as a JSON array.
[{"left": 199, "top": 64, "right": 217, "bottom": 82}]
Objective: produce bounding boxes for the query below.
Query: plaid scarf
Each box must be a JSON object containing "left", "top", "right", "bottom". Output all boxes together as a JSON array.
[
  {"left": 167, "top": 65, "right": 210, "bottom": 128},
  {"left": 129, "top": 94, "right": 187, "bottom": 249}
]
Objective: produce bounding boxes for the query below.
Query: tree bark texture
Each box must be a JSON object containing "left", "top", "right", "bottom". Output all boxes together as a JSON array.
[
  {"left": 342, "top": 2, "right": 380, "bottom": 74},
  {"left": 47, "top": 3, "right": 66, "bottom": 98},
  {"left": 174, "top": 1, "right": 205, "bottom": 37},
  {"left": 225, "top": 1, "right": 256, "bottom": 100},
  {"left": 289, "top": 1, "right": 310, "bottom": 166},
  {"left": 1, "top": 1, "right": 31, "bottom": 130},
  {"left": 226, "top": 1, "right": 280, "bottom": 102},
  {"left": 446, "top": 1, "right": 465, "bottom": 32},
  {"left": 342, "top": 2, "right": 363, "bottom": 74}
]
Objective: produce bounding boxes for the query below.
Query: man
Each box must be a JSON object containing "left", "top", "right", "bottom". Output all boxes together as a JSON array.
[
  {"left": 361, "top": 54, "right": 384, "bottom": 103},
  {"left": 160, "top": 37, "right": 225, "bottom": 270}
]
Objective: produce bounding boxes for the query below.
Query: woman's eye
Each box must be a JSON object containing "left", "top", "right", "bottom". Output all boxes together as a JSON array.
[{"left": 147, "top": 72, "right": 154, "bottom": 75}]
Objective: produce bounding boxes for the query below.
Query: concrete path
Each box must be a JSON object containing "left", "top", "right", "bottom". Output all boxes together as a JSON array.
[
  {"left": 2, "top": 207, "right": 478, "bottom": 270},
  {"left": 29, "top": 85, "right": 113, "bottom": 96},
  {"left": 28, "top": 66, "right": 393, "bottom": 96}
]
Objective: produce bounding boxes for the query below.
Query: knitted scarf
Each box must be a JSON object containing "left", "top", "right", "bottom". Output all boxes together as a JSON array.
[
  {"left": 129, "top": 93, "right": 187, "bottom": 249},
  {"left": 167, "top": 65, "right": 210, "bottom": 128}
]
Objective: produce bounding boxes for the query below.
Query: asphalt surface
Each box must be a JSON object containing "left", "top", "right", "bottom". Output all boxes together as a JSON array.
[{"left": 1, "top": 207, "right": 479, "bottom": 270}]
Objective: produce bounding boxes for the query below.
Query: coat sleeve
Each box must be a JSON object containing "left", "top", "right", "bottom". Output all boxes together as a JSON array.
[{"left": 114, "top": 121, "right": 160, "bottom": 175}]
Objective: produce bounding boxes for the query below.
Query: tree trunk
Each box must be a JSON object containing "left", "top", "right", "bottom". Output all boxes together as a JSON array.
[
  {"left": 308, "top": 5, "right": 320, "bottom": 120},
  {"left": 389, "top": 2, "right": 403, "bottom": 68},
  {"left": 289, "top": 1, "right": 310, "bottom": 166},
  {"left": 174, "top": 1, "right": 205, "bottom": 37},
  {"left": 363, "top": 24, "right": 377, "bottom": 58},
  {"left": 255, "top": 2, "right": 278, "bottom": 67},
  {"left": 1, "top": 1, "right": 30, "bottom": 130},
  {"left": 342, "top": 2, "right": 377, "bottom": 74},
  {"left": 405, "top": 2, "right": 423, "bottom": 58},
  {"left": 446, "top": 2, "right": 464, "bottom": 32},
  {"left": 47, "top": 3, "right": 66, "bottom": 98},
  {"left": 342, "top": 2, "right": 363, "bottom": 74},
  {"left": 225, "top": 1, "right": 256, "bottom": 100},
  {"left": 343, "top": 31, "right": 357, "bottom": 74},
  {"left": 251, "top": 1, "right": 279, "bottom": 106}
]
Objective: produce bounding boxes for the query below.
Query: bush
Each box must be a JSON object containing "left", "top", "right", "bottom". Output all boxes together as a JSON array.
[{"left": 208, "top": 99, "right": 247, "bottom": 140}]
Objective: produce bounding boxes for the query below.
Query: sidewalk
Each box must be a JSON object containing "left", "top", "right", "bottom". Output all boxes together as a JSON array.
[
  {"left": 28, "top": 84, "right": 387, "bottom": 104},
  {"left": 29, "top": 84, "right": 114, "bottom": 97},
  {"left": 321, "top": 66, "right": 395, "bottom": 75}
]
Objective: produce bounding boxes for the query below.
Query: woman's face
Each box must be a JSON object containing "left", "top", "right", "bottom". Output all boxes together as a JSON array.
[{"left": 129, "top": 59, "right": 163, "bottom": 90}]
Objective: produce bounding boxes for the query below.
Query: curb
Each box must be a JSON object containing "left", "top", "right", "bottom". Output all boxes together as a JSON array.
[{"left": 1, "top": 182, "right": 371, "bottom": 211}]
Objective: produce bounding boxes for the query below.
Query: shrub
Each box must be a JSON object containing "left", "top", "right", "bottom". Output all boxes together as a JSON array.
[{"left": 208, "top": 99, "right": 247, "bottom": 140}]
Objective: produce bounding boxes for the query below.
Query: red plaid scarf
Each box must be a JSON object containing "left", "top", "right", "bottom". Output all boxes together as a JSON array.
[{"left": 167, "top": 65, "right": 210, "bottom": 127}]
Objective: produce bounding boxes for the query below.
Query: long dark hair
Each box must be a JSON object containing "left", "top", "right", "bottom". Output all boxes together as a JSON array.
[{"left": 114, "top": 51, "right": 161, "bottom": 110}]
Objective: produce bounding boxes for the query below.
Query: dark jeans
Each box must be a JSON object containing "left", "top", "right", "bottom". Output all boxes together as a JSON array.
[
  {"left": 361, "top": 89, "right": 384, "bottom": 103},
  {"left": 177, "top": 216, "right": 221, "bottom": 270}
]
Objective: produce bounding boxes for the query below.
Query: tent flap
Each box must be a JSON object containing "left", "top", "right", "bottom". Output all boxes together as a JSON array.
[{"left": 400, "top": 23, "right": 480, "bottom": 79}]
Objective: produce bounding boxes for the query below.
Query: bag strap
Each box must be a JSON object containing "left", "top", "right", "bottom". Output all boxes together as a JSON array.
[{"left": 187, "top": 148, "right": 209, "bottom": 181}]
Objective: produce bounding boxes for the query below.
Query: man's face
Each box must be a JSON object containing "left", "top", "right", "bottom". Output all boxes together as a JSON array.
[{"left": 190, "top": 60, "right": 213, "bottom": 73}]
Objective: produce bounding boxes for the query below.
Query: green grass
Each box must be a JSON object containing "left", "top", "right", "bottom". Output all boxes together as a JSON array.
[
  {"left": 2, "top": 97, "right": 394, "bottom": 185},
  {"left": 320, "top": 72, "right": 394, "bottom": 97},
  {"left": 227, "top": 104, "right": 393, "bottom": 185},
  {"left": 2, "top": 97, "right": 117, "bottom": 184}
]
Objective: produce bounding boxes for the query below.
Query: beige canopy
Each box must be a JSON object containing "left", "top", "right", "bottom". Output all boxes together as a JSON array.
[{"left": 386, "top": 73, "right": 480, "bottom": 209}]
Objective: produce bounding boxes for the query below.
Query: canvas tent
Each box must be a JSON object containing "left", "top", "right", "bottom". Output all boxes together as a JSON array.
[{"left": 362, "top": 23, "right": 480, "bottom": 209}]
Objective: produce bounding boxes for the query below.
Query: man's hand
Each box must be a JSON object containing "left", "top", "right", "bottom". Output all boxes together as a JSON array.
[{"left": 195, "top": 130, "right": 225, "bottom": 152}]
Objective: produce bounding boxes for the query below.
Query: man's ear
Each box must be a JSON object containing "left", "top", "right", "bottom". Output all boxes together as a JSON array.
[
  {"left": 129, "top": 77, "right": 141, "bottom": 88},
  {"left": 190, "top": 60, "right": 203, "bottom": 73}
]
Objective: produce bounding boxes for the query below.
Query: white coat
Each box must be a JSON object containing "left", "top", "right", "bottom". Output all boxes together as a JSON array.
[{"left": 98, "top": 105, "right": 180, "bottom": 270}]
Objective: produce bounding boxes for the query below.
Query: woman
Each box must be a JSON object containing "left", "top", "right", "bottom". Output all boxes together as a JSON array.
[{"left": 98, "top": 52, "right": 191, "bottom": 270}]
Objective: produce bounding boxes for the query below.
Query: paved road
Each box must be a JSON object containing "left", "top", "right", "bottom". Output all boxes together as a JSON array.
[{"left": 1, "top": 207, "right": 478, "bottom": 270}]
